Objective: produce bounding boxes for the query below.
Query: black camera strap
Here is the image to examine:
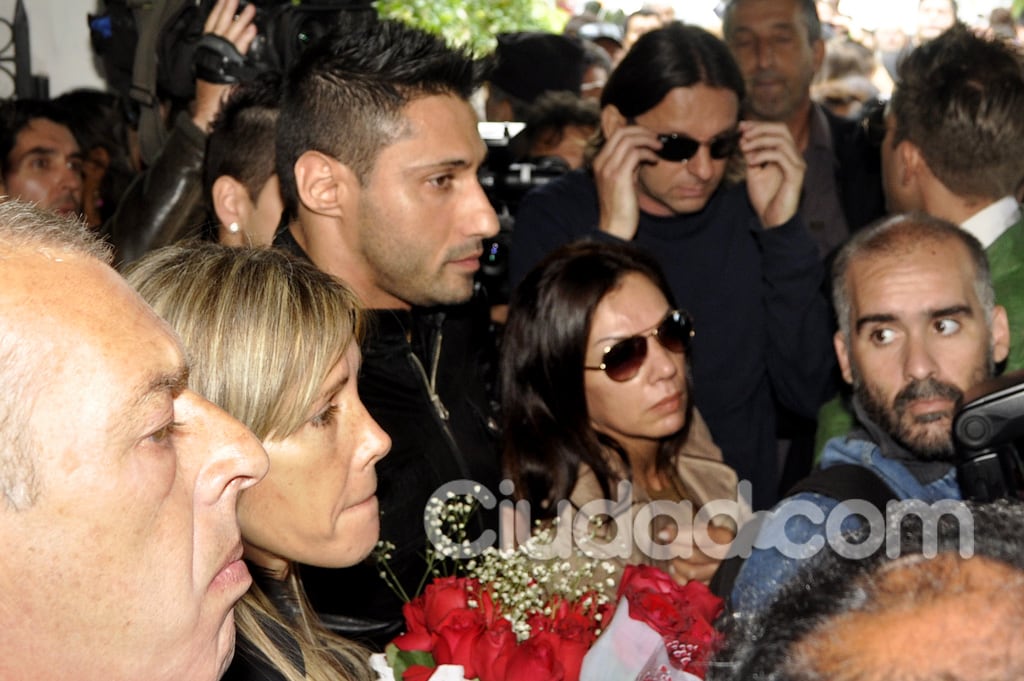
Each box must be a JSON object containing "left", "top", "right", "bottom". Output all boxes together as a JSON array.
[{"left": 193, "top": 34, "right": 258, "bottom": 84}]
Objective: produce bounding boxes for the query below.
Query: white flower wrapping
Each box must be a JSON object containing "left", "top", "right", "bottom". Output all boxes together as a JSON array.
[
  {"left": 369, "top": 652, "right": 468, "bottom": 681},
  {"left": 578, "top": 597, "right": 701, "bottom": 681}
]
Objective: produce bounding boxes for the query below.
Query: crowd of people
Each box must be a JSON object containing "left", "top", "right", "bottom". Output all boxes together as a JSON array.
[{"left": 2, "top": 0, "right": 1024, "bottom": 678}]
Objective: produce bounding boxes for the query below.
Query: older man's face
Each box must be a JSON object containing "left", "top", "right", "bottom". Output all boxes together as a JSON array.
[
  {"left": 0, "top": 248, "right": 268, "bottom": 680},
  {"left": 725, "top": 0, "right": 823, "bottom": 123},
  {"left": 917, "top": 0, "right": 956, "bottom": 42}
]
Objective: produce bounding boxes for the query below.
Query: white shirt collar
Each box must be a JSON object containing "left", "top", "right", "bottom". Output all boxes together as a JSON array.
[{"left": 960, "top": 196, "right": 1021, "bottom": 249}]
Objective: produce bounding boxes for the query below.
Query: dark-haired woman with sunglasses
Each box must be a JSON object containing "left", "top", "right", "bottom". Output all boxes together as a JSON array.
[{"left": 501, "top": 240, "right": 745, "bottom": 588}]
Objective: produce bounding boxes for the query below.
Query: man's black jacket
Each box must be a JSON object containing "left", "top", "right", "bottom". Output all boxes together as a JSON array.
[{"left": 276, "top": 229, "right": 502, "bottom": 648}]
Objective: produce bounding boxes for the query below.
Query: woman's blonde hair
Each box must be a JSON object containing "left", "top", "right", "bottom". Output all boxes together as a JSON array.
[
  {"left": 126, "top": 242, "right": 372, "bottom": 680},
  {"left": 125, "top": 241, "right": 362, "bottom": 441}
]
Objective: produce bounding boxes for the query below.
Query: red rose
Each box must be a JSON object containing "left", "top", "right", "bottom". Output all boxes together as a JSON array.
[
  {"left": 666, "top": 615, "right": 720, "bottom": 675},
  {"left": 531, "top": 629, "right": 589, "bottom": 681},
  {"left": 394, "top": 598, "right": 436, "bottom": 652},
  {"left": 392, "top": 626, "right": 436, "bottom": 653},
  {"left": 553, "top": 606, "right": 600, "bottom": 647},
  {"left": 473, "top": 617, "right": 517, "bottom": 681},
  {"left": 677, "top": 580, "right": 725, "bottom": 623},
  {"left": 432, "top": 607, "right": 486, "bottom": 678},
  {"left": 631, "top": 590, "right": 685, "bottom": 638},
  {"left": 402, "top": 664, "right": 437, "bottom": 681},
  {"left": 403, "top": 597, "right": 428, "bottom": 633},
  {"left": 504, "top": 637, "right": 565, "bottom": 681},
  {"left": 475, "top": 588, "right": 499, "bottom": 624},
  {"left": 615, "top": 564, "right": 725, "bottom": 677},
  {"left": 617, "top": 564, "right": 677, "bottom": 601},
  {"left": 421, "top": 576, "right": 476, "bottom": 631}
]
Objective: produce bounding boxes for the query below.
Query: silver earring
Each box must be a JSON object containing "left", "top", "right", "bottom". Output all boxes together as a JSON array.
[{"left": 228, "top": 222, "right": 240, "bottom": 233}]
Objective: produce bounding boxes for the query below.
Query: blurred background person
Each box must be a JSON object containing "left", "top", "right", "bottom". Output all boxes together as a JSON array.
[
  {"left": 510, "top": 90, "right": 600, "bottom": 170},
  {"left": 986, "top": 6, "right": 1018, "bottom": 41},
  {"left": 873, "top": 16, "right": 911, "bottom": 90},
  {"left": 0, "top": 98, "right": 83, "bottom": 217},
  {"left": 811, "top": 37, "right": 881, "bottom": 119},
  {"left": 578, "top": 19, "right": 626, "bottom": 64},
  {"left": 915, "top": 0, "right": 957, "bottom": 44},
  {"left": 485, "top": 31, "right": 587, "bottom": 122},
  {"left": 53, "top": 88, "right": 140, "bottom": 228},
  {"left": 580, "top": 39, "right": 613, "bottom": 102},
  {"left": 202, "top": 74, "right": 285, "bottom": 247},
  {"left": 622, "top": 8, "right": 664, "bottom": 53},
  {"left": 722, "top": 0, "right": 885, "bottom": 495},
  {"left": 644, "top": 2, "right": 676, "bottom": 23}
]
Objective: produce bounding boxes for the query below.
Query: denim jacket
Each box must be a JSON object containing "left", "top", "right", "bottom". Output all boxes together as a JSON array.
[{"left": 728, "top": 433, "right": 961, "bottom": 616}]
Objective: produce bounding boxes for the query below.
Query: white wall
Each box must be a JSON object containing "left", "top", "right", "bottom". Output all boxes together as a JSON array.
[{"left": 0, "top": 0, "right": 105, "bottom": 99}]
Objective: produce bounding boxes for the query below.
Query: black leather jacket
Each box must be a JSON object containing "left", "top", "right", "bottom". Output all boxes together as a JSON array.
[
  {"left": 102, "top": 112, "right": 209, "bottom": 269},
  {"left": 276, "top": 230, "right": 503, "bottom": 648}
]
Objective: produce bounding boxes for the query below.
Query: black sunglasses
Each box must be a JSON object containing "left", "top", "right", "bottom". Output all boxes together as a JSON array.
[
  {"left": 656, "top": 130, "right": 741, "bottom": 163},
  {"left": 584, "top": 309, "right": 695, "bottom": 382}
]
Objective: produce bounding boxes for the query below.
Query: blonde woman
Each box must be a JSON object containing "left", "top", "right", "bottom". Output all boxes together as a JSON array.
[{"left": 126, "top": 243, "right": 390, "bottom": 681}]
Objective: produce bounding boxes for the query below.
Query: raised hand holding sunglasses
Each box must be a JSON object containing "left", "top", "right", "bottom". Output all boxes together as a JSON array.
[
  {"left": 591, "top": 101, "right": 805, "bottom": 245},
  {"left": 736, "top": 120, "right": 806, "bottom": 230}
]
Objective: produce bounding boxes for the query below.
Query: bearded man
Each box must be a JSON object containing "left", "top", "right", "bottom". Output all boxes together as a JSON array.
[{"left": 727, "top": 212, "right": 1011, "bottom": 615}]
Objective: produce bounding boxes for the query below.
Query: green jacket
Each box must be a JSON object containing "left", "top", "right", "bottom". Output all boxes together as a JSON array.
[{"left": 814, "top": 214, "right": 1024, "bottom": 455}]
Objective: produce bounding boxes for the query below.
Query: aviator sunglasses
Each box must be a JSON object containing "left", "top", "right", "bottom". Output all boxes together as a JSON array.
[
  {"left": 585, "top": 309, "right": 695, "bottom": 382},
  {"left": 655, "top": 130, "right": 741, "bottom": 163}
]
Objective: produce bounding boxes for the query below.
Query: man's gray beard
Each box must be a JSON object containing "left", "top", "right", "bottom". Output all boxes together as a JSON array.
[{"left": 851, "top": 346, "right": 994, "bottom": 463}]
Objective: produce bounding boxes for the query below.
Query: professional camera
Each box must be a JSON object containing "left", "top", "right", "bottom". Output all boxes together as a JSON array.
[
  {"left": 475, "top": 121, "right": 571, "bottom": 305},
  {"left": 90, "top": 0, "right": 373, "bottom": 163},
  {"left": 193, "top": 0, "right": 375, "bottom": 87},
  {"left": 954, "top": 369, "right": 1024, "bottom": 502}
]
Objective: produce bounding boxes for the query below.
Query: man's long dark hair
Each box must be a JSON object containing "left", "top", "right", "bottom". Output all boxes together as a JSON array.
[
  {"left": 588, "top": 22, "right": 745, "bottom": 166},
  {"left": 601, "top": 22, "right": 745, "bottom": 118}
]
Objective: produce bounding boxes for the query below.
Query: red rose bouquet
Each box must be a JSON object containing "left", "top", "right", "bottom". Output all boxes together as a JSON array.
[
  {"left": 372, "top": 496, "right": 723, "bottom": 681},
  {"left": 372, "top": 495, "right": 617, "bottom": 681},
  {"left": 579, "top": 564, "right": 723, "bottom": 681},
  {"left": 384, "top": 571, "right": 611, "bottom": 681}
]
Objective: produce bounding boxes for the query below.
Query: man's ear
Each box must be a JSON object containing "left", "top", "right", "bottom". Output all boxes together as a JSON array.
[
  {"left": 211, "top": 175, "right": 249, "bottom": 230},
  {"left": 600, "top": 104, "right": 627, "bottom": 139},
  {"left": 990, "top": 304, "right": 1011, "bottom": 366},
  {"left": 293, "top": 150, "right": 356, "bottom": 218},
  {"left": 896, "top": 139, "right": 923, "bottom": 188},
  {"left": 811, "top": 38, "right": 826, "bottom": 75},
  {"left": 834, "top": 330, "right": 854, "bottom": 385}
]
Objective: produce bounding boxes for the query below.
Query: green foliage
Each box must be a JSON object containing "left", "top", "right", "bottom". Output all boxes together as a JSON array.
[
  {"left": 374, "top": 0, "right": 566, "bottom": 55},
  {"left": 385, "top": 643, "right": 436, "bottom": 680}
]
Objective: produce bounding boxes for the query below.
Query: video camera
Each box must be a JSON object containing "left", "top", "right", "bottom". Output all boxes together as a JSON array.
[
  {"left": 475, "top": 121, "right": 571, "bottom": 305},
  {"left": 193, "top": 0, "right": 375, "bottom": 87},
  {"left": 89, "top": 0, "right": 373, "bottom": 164},
  {"left": 954, "top": 369, "right": 1024, "bottom": 502}
]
